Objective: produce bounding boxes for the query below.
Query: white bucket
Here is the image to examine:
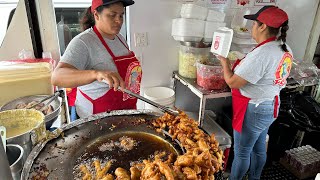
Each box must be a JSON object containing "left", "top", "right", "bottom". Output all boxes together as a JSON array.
[{"left": 144, "top": 87, "right": 175, "bottom": 113}]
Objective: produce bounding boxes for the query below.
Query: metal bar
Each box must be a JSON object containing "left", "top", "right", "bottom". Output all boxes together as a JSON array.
[
  {"left": 173, "top": 71, "right": 231, "bottom": 98},
  {"left": 101, "top": 80, "right": 179, "bottom": 115},
  {"left": 205, "top": 92, "right": 231, "bottom": 99},
  {"left": 61, "top": 89, "right": 71, "bottom": 124},
  {"left": 24, "top": 0, "right": 43, "bottom": 58},
  {"left": 173, "top": 73, "right": 203, "bottom": 98},
  {"left": 28, "top": 91, "right": 60, "bottom": 109},
  {"left": 39, "top": 91, "right": 60, "bottom": 111},
  {"left": 172, "top": 73, "right": 177, "bottom": 92},
  {"left": 199, "top": 96, "right": 207, "bottom": 127},
  {"left": 296, "top": 130, "right": 305, "bottom": 147},
  {"left": 122, "top": 88, "right": 179, "bottom": 116},
  {"left": 0, "top": 140, "right": 13, "bottom": 180}
]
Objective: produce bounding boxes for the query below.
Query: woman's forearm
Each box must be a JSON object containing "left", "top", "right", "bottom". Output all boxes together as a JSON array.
[
  {"left": 217, "top": 56, "right": 247, "bottom": 89},
  {"left": 51, "top": 67, "right": 97, "bottom": 88},
  {"left": 222, "top": 63, "right": 234, "bottom": 85}
]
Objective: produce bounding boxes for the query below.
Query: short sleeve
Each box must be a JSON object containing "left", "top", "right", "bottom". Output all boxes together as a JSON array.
[
  {"left": 234, "top": 50, "right": 267, "bottom": 84},
  {"left": 60, "top": 37, "right": 90, "bottom": 70}
]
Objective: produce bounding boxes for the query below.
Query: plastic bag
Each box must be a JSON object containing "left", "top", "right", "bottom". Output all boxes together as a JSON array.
[
  {"left": 290, "top": 61, "right": 320, "bottom": 86},
  {"left": 18, "top": 49, "right": 35, "bottom": 59}
]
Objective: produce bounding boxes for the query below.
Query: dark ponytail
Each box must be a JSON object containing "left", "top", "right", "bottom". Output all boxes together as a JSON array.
[
  {"left": 277, "top": 20, "right": 289, "bottom": 52},
  {"left": 80, "top": 6, "right": 95, "bottom": 31},
  {"left": 258, "top": 20, "right": 290, "bottom": 52}
]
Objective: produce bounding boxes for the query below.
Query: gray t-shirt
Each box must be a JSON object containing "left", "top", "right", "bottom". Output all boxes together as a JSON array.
[
  {"left": 60, "top": 28, "right": 131, "bottom": 118},
  {"left": 234, "top": 41, "right": 293, "bottom": 104}
]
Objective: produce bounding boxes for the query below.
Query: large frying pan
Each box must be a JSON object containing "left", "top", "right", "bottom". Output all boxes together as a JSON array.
[{"left": 21, "top": 110, "right": 183, "bottom": 180}]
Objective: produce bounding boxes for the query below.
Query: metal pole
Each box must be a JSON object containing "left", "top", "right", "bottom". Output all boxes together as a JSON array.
[
  {"left": 0, "top": 140, "right": 13, "bottom": 180},
  {"left": 199, "top": 96, "right": 207, "bottom": 127}
]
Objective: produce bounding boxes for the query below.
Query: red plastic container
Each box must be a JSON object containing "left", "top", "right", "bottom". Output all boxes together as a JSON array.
[{"left": 196, "top": 62, "right": 227, "bottom": 90}]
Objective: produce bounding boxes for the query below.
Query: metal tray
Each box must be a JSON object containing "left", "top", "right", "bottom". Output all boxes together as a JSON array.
[{"left": 0, "top": 95, "right": 62, "bottom": 129}]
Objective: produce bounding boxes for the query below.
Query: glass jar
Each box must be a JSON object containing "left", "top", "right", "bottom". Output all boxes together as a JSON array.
[{"left": 178, "top": 45, "right": 210, "bottom": 79}]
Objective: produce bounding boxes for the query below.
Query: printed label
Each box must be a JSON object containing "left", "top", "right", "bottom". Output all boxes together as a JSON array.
[
  {"left": 123, "top": 61, "right": 142, "bottom": 101},
  {"left": 254, "top": 0, "right": 276, "bottom": 6},
  {"left": 214, "top": 36, "right": 221, "bottom": 50},
  {"left": 274, "top": 52, "right": 292, "bottom": 86}
]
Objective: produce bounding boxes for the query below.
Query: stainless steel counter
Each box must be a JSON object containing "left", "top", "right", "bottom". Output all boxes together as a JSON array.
[
  {"left": 173, "top": 71, "right": 232, "bottom": 126},
  {"left": 186, "top": 110, "right": 232, "bottom": 148}
]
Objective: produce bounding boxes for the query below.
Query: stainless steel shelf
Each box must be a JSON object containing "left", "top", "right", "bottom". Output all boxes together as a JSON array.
[
  {"left": 172, "top": 71, "right": 231, "bottom": 126},
  {"left": 173, "top": 71, "right": 231, "bottom": 98}
]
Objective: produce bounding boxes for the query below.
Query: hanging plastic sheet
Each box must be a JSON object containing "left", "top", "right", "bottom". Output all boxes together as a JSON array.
[{"left": 290, "top": 60, "right": 320, "bottom": 86}]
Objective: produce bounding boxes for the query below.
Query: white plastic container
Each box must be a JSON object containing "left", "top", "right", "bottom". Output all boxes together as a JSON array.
[
  {"left": 227, "top": 51, "right": 245, "bottom": 66},
  {"left": 207, "top": 9, "right": 226, "bottom": 22},
  {"left": 196, "top": 62, "right": 227, "bottom": 90},
  {"left": 231, "top": 43, "right": 255, "bottom": 54},
  {"left": 211, "top": 27, "right": 233, "bottom": 58},
  {"left": 0, "top": 62, "right": 53, "bottom": 106},
  {"left": 179, "top": 45, "right": 210, "bottom": 79},
  {"left": 172, "top": 36, "right": 203, "bottom": 42},
  {"left": 180, "top": 4, "right": 208, "bottom": 20},
  {"left": 228, "top": 51, "right": 245, "bottom": 61},
  {"left": 231, "top": 36, "right": 256, "bottom": 54},
  {"left": 231, "top": 8, "right": 251, "bottom": 30},
  {"left": 172, "top": 18, "right": 205, "bottom": 41},
  {"left": 204, "top": 22, "right": 226, "bottom": 42},
  {"left": 233, "top": 29, "right": 252, "bottom": 39},
  {"left": 232, "top": 36, "right": 256, "bottom": 44},
  {"left": 231, "top": 8, "right": 252, "bottom": 39},
  {"left": 144, "top": 87, "right": 175, "bottom": 113}
]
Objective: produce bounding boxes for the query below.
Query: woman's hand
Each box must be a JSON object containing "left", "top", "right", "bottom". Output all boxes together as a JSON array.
[
  {"left": 95, "top": 70, "right": 125, "bottom": 91},
  {"left": 215, "top": 55, "right": 248, "bottom": 89}
]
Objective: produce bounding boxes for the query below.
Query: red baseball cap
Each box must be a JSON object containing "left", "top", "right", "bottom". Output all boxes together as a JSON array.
[
  {"left": 244, "top": 6, "right": 288, "bottom": 28},
  {"left": 91, "top": 0, "right": 135, "bottom": 13}
]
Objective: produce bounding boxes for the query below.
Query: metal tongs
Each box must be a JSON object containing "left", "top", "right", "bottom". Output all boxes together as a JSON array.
[
  {"left": 0, "top": 126, "right": 6, "bottom": 152},
  {"left": 27, "top": 90, "right": 61, "bottom": 111},
  {"left": 122, "top": 88, "right": 179, "bottom": 116}
]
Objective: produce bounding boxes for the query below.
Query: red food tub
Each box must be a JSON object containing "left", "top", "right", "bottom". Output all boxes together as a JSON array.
[{"left": 196, "top": 62, "right": 227, "bottom": 90}]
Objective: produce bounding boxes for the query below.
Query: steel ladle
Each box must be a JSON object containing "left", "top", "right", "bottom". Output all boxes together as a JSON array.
[{"left": 102, "top": 80, "right": 179, "bottom": 116}]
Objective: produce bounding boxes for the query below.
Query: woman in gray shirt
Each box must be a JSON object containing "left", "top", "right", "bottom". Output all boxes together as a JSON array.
[
  {"left": 52, "top": 0, "right": 142, "bottom": 118},
  {"left": 218, "top": 6, "right": 292, "bottom": 180}
]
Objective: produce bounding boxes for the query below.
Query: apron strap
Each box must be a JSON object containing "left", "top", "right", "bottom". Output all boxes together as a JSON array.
[
  {"left": 79, "top": 89, "right": 94, "bottom": 102},
  {"left": 255, "top": 36, "right": 277, "bottom": 49},
  {"left": 93, "top": 26, "right": 131, "bottom": 59},
  {"left": 274, "top": 95, "right": 279, "bottom": 118},
  {"left": 116, "top": 35, "right": 130, "bottom": 50},
  {"left": 232, "top": 59, "right": 241, "bottom": 71},
  {"left": 232, "top": 37, "right": 277, "bottom": 71},
  {"left": 93, "top": 26, "right": 116, "bottom": 58}
]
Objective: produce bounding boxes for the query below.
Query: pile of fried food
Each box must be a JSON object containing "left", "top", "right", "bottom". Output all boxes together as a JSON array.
[
  {"left": 78, "top": 111, "right": 223, "bottom": 180},
  {"left": 16, "top": 101, "right": 54, "bottom": 115},
  {"left": 152, "top": 112, "right": 224, "bottom": 179}
]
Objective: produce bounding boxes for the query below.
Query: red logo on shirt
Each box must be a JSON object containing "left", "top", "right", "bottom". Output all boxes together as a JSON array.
[
  {"left": 274, "top": 52, "right": 292, "bottom": 86},
  {"left": 214, "top": 36, "right": 221, "bottom": 50},
  {"left": 123, "top": 61, "right": 142, "bottom": 101}
]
